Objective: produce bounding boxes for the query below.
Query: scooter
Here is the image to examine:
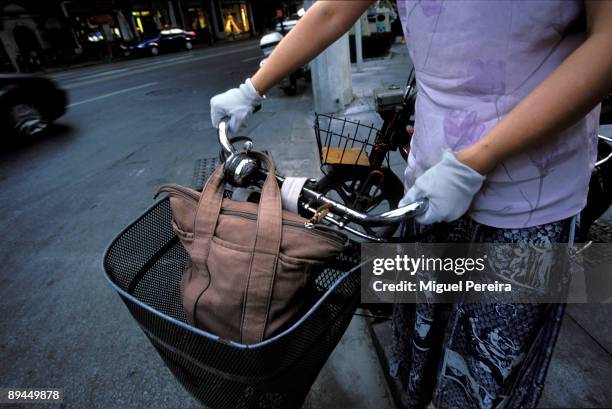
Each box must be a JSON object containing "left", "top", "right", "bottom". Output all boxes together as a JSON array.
[{"left": 259, "top": 32, "right": 311, "bottom": 96}]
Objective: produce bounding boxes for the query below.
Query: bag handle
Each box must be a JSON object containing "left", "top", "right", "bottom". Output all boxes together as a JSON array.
[
  {"left": 193, "top": 151, "right": 282, "bottom": 343},
  {"left": 241, "top": 151, "right": 282, "bottom": 342},
  {"left": 190, "top": 165, "right": 225, "bottom": 266},
  {"left": 246, "top": 151, "right": 283, "bottom": 255}
]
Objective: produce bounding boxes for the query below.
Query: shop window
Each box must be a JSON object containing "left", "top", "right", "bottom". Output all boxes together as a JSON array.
[
  {"left": 186, "top": 8, "right": 206, "bottom": 30},
  {"left": 131, "top": 10, "right": 160, "bottom": 37},
  {"left": 240, "top": 4, "right": 249, "bottom": 32},
  {"left": 222, "top": 3, "right": 251, "bottom": 34},
  {"left": 131, "top": 11, "right": 150, "bottom": 34}
]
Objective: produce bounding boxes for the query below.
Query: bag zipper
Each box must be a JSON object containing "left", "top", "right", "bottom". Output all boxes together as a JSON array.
[
  {"left": 155, "top": 185, "right": 348, "bottom": 245},
  {"left": 154, "top": 184, "right": 200, "bottom": 202},
  {"left": 220, "top": 209, "right": 347, "bottom": 244}
]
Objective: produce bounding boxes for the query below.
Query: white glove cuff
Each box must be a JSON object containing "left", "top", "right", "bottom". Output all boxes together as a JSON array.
[
  {"left": 244, "top": 78, "right": 264, "bottom": 102},
  {"left": 443, "top": 150, "right": 486, "bottom": 181}
]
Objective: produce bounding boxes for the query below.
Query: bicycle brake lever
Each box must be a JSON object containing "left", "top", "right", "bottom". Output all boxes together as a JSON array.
[
  {"left": 355, "top": 198, "right": 428, "bottom": 226},
  {"left": 218, "top": 121, "right": 237, "bottom": 155},
  {"left": 378, "top": 198, "right": 428, "bottom": 221}
]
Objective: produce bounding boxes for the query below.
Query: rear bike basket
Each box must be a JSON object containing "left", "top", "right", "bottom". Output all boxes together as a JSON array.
[
  {"left": 314, "top": 113, "right": 389, "bottom": 172},
  {"left": 102, "top": 197, "right": 361, "bottom": 409}
]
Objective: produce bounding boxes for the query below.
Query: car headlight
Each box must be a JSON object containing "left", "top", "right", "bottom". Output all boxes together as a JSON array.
[{"left": 137, "top": 43, "right": 145, "bottom": 49}]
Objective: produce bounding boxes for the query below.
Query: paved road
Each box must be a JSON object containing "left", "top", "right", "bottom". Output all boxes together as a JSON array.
[{"left": 0, "top": 41, "right": 267, "bottom": 408}]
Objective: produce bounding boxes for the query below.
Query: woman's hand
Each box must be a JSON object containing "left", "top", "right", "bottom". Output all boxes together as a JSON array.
[
  {"left": 400, "top": 151, "right": 485, "bottom": 225},
  {"left": 210, "top": 78, "right": 263, "bottom": 134}
]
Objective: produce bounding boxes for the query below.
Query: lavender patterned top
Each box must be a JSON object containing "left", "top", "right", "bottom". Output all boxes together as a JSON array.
[{"left": 398, "top": 0, "right": 600, "bottom": 228}]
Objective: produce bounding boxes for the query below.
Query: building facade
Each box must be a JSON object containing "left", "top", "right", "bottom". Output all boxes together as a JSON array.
[{"left": 0, "top": 0, "right": 261, "bottom": 72}]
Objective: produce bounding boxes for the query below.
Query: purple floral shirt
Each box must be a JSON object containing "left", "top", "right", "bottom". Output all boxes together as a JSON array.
[{"left": 398, "top": 0, "right": 600, "bottom": 228}]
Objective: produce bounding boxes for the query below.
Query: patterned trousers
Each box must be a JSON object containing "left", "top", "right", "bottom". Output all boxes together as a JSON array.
[{"left": 390, "top": 216, "right": 572, "bottom": 409}]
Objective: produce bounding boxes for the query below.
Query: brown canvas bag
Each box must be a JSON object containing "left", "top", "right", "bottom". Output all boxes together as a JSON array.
[{"left": 156, "top": 153, "right": 348, "bottom": 344}]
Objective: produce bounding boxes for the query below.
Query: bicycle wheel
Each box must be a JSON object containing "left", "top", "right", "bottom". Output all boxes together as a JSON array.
[{"left": 316, "top": 165, "right": 404, "bottom": 239}]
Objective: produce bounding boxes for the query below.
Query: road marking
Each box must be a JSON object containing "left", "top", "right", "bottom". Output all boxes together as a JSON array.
[
  {"left": 242, "top": 55, "right": 261, "bottom": 62},
  {"left": 67, "top": 82, "right": 158, "bottom": 107},
  {"left": 51, "top": 56, "right": 192, "bottom": 83},
  {"left": 148, "top": 54, "right": 194, "bottom": 64},
  {"left": 50, "top": 71, "right": 81, "bottom": 80},
  {"left": 63, "top": 45, "right": 258, "bottom": 89},
  {"left": 64, "top": 68, "right": 132, "bottom": 83},
  {"left": 50, "top": 41, "right": 259, "bottom": 82},
  {"left": 61, "top": 56, "right": 189, "bottom": 84}
]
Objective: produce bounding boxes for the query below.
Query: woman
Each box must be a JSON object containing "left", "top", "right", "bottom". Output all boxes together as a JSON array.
[{"left": 210, "top": 1, "right": 612, "bottom": 407}]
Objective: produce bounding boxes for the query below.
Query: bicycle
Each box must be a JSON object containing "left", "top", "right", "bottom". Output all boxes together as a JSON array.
[
  {"left": 102, "top": 89, "right": 610, "bottom": 408},
  {"left": 313, "top": 69, "right": 417, "bottom": 239},
  {"left": 102, "top": 120, "right": 426, "bottom": 409}
]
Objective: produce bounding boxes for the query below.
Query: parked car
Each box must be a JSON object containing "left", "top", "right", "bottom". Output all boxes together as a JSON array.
[
  {"left": 0, "top": 74, "right": 67, "bottom": 138},
  {"left": 124, "top": 29, "right": 195, "bottom": 57}
]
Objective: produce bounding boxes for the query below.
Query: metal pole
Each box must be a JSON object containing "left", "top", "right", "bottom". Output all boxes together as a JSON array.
[
  {"left": 60, "top": 1, "right": 82, "bottom": 51},
  {"left": 354, "top": 17, "right": 363, "bottom": 72},
  {"left": 177, "top": 0, "right": 186, "bottom": 29},
  {"left": 247, "top": 1, "right": 256, "bottom": 35},
  {"left": 209, "top": 0, "right": 224, "bottom": 39},
  {"left": 168, "top": 0, "right": 177, "bottom": 26}
]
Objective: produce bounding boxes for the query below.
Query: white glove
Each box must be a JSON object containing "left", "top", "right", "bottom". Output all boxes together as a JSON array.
[
  {"left": 210, "top": 78, "right": 263, "bottom": 134},
  {"left": 400, "top": 151, "right": 485, "bottom": 225}
]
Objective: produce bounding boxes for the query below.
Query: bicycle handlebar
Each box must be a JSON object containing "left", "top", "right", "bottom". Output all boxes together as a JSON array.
[{"left": 217, "top": 121, "right": 427, "bottom": 241}]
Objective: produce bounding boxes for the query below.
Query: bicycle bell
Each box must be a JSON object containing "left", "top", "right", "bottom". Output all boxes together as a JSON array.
[{"left": 218, "top": 121, "right": 260, "bottom": 187}]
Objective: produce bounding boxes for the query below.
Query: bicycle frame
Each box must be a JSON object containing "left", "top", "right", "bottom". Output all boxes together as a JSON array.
[{"left": 372, "top": 68, "right": 417, "bottom": 165}]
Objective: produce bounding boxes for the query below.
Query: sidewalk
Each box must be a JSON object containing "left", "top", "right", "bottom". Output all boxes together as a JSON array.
[{"left": 245, "top": 43, "right": 612, "bottom": 408}]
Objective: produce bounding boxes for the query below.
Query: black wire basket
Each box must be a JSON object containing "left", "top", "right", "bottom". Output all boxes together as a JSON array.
[
  {"left": 314, "top": 113, "right": 389, "bottom": 172},
  {"left": 102, "top": 194, "right": 362, "bottom": 409}
]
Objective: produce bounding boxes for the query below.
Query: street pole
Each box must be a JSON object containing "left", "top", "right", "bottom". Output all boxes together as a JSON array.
[
  {"left": 354, "top": 17, "right": 363, "bottom": 73},
  {"left": 304, "top": 1, "right": 353, "bottom": 113},
  {"left": 210, "top": 0, "right": 224, "bottom": 39},
  {"left": 177, "top": 0, "right": 186, "bottom": 29},
  {"left": 60, "top": 1, "right": 82, "bottom": 54},
  {"left": 247, "top": 1, "right": 256, "bottom": 35},
  {"left": 168, "top": 0, "right": 178, "bottom": 27}
]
